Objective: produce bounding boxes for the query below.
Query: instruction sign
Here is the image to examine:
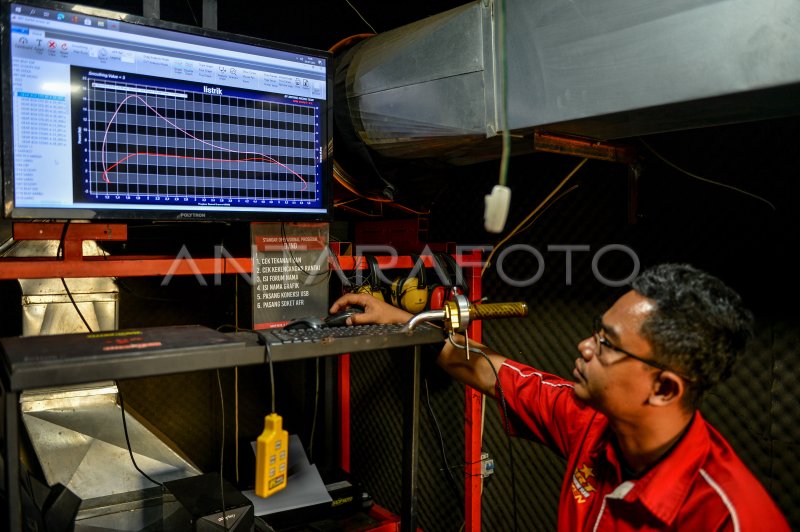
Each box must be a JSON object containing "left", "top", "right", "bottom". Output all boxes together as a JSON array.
[{"left": 251, "top": 222, "right": 330, "bottom": 329}]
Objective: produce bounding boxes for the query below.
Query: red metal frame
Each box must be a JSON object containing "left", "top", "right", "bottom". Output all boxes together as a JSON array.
[
  {"left": 367, "top": 504, "right": 401, "bottom": 531},
  {"left": 533, "top": 130, "right": 637, "bottom": 163},
  {"left": 338, "top": 353, "right": 351, "bottom": 473},
  {"left": 335, "top": 250, "right": 485, "bottom": 531},
  {"left": 0, "top": 223, "right": 254, "bottom": 280},
  {"left": 463, "top": 250, "right": 483, "bottom": 532},
  {"left": 0, "top": 224, "right": 442, "bottom": 281}
]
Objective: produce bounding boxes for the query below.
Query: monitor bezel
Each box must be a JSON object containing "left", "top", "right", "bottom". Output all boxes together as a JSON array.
[{"left": 1, "top": 0, "right": 334, "bottom": 222}]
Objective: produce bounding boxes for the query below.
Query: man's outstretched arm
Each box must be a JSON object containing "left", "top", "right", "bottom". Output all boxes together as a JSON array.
[{"left": 330, "top": 293, "right": 507, "bottom": 397}]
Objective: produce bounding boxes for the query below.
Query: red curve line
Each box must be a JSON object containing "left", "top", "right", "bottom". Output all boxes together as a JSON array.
[
  {"left": 99, "top": 93, "right": 308, "bottom": 191},
  {"left": 104, "top": 153, "right": 294, "bottom": 175}
]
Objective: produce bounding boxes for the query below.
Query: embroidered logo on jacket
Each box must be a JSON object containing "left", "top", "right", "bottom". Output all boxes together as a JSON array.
[{"left": 571, "top": 463, "right": 596, "bottom": 503}]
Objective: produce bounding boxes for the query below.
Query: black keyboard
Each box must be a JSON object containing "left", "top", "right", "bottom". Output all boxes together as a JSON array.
[{"left": 263, "top": 323, "right": 444, "bottom": 359}]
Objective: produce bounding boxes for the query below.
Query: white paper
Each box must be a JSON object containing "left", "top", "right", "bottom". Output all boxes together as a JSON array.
[{"left": 242, "top": 434, "right": 332, "bottom": 515}]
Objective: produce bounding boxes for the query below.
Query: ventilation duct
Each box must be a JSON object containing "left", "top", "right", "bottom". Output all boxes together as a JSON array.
[{"left": 337, "top": 0, "right": 800, "bottom": 167}]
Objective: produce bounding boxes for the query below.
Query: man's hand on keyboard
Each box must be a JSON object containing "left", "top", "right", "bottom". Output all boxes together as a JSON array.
[{"left": 330, "top": 293, "right": 413, "bottom": 326}]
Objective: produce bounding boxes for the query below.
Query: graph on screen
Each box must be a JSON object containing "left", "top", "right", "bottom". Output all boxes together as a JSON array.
[{"left": 75, "top": 70, "right": 323, "bottom": 209}]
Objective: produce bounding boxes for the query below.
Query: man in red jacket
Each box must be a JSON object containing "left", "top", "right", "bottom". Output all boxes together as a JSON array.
[{"left": 331, "top": 263, "right": 789, "bottom": 530}]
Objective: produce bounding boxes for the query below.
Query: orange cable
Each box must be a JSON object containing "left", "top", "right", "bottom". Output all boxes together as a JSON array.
[{"left": 328, "top": 33, "right": 375, "bottom": 53}]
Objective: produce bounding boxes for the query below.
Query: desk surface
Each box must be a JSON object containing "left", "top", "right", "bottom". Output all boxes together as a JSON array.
[{"left": 0, "top": 324, "right": 444, "bottom": 391}]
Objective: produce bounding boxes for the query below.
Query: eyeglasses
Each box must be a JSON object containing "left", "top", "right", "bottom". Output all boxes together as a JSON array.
[{"left": 592, "top": 315, "right": 693, "bottom": 381}]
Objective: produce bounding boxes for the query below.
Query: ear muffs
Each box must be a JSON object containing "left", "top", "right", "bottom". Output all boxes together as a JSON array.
[
  {"left": 429, "top": 254, "right": 448, "bottom": 311},
  {"left": 390, "top": 253, "right": 428, "bottom": 313},
  {"left": 429, "top": 284, "right": 446, "bottom": 311},
  {"left": 354, "top": 255, "right": 384, "bottom": 301},
  {"left": 430, "top": 252, "right": 467, "bottom": 310}
]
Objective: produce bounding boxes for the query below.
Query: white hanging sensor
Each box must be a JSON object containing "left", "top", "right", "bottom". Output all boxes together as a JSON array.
[{"left": 484, "top": 185, "right": 511, "bottom": 233}]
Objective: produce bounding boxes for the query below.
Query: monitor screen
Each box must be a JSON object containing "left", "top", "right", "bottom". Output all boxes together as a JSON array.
[{"left": 1, "top": 0, "right": 332, "bottom": 221}]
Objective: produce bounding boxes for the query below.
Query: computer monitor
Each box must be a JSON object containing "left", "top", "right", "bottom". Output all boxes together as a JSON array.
[{"left": 1, "top": 0, "right": 333, "bottom": 222}]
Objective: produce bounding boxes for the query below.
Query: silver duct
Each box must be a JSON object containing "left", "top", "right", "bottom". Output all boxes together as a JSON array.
[
  {"left": 20, "top": 383, "right": 201, "bottom": 502},
  {"left": 341, "top": 0, "right": 800, "bottom": 165}
]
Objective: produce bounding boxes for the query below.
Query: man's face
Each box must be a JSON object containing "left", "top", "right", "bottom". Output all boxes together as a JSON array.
[{"left": 572, "top": 290, "right": 659, "bottom": 419}]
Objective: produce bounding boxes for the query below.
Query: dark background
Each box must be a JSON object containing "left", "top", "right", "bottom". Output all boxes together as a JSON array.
[{"left": 1, "top": 0, "right": 798, "bottom": 530}]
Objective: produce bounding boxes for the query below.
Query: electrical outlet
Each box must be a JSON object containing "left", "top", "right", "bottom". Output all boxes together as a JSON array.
[{"left": 480, "top": 451, "right": 495, "bottom": 478}]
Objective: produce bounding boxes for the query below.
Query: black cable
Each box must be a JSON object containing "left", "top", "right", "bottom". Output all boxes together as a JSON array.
[
  {"left": 516, "top": 185, "right": 580, "bottom": 236},
  {"left": 348, "top": 255, "right": 371, "bottom": 293},
  {"left": 448, "top": 333, "right": 518, "bottom": 532},
  {"left": 331, "top": 252, "right": 360, "bottom": 289},
  {"left": 116, "top": 385, "right": 163, "bottom": 487},
  {"left": 56, "top": 220, "right": 94, "bottom": 332},
  {"left": 307, "top": 357, "right": 320, "bottom": 462},
  {"left": 216, "top": 369, "right": 229, "bottom": 531},
  {"left": 266, "top": 342, "right": 276, "bottom": 413},
  {"left": 184, "top": 0, "right": 200, "bottom": 25},
  {"left": 344, "top": 0, "right": 377, "bottom": 33},
  {"left": 478, "top": 350, "right": 518, "bottom": 532},
  {"left": 252, "top": 331, "right": 276, "bottom": 412},
  {"left": 56, "top": 220, "right": 69, "bottom": 260},
  {"left": 423, "top": 377, "right": 464, "bottom": 516},
  {"left": 216, "top": 326, "right": 276, "bottom": 412},
  {"left": 60, "top": 278, "right": 94, "bottom": 332},
  {"left": 638, "top": 137, "right": 776, "bottom": 211}
]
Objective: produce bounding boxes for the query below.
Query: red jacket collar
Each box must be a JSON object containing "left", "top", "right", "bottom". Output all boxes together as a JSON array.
[{"left": 616, "top": 412, "right": 710, "bottom": 524}]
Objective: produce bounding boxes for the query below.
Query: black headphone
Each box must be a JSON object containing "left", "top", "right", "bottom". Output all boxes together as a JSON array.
[
  {"left": 429, "top": 252, "right": 467, "bottom": 310},
  {"left": 354, "top": 255, "right": 384, "bottom": 301},
  {"left": 390, "top": 253, "right": 428, "bottom": 313}
]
